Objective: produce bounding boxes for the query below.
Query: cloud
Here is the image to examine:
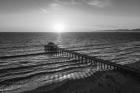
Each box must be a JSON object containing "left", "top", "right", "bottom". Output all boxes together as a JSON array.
[
  {"left": 55, "top": 0, "right": 78, "bottom": 4},
  {"left": 40, "top": 8, "right": 49, "bottom": 14},
  {"left": 50, "top": 3, "right": 62, "bottom": 9},
  {"left": 86, "top": 0, "right": 111, "bottom": 8},
  {"left": 54, "top": 0, "right": 111, "bottom": 8},
  {"left": 40, "top": 3, "right": 63, "bottom": 14},
  {"left": 40, "top": 0, "right": 110, "bottom": 13}
]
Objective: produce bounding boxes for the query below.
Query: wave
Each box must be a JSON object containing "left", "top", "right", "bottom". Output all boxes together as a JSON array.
[{"left": 0, "top": 33, "right": 140, "bottom": 93}]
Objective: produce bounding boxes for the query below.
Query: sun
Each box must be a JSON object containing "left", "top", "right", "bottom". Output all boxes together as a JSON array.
[{"left": 53, "top": 23, "right": 65, "bottom": 32}]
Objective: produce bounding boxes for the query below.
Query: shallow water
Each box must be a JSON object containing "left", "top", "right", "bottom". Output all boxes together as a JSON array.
[{"left": 0, "top": 32, "right": 140, "bottom": 93}]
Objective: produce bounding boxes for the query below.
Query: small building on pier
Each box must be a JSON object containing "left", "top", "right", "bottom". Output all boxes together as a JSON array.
[{"left": 44, "top": 42, "right": 58, "bottom": 53}]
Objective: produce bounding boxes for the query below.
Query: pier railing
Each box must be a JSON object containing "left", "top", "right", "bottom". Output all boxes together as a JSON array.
[{"left": 57, "top": 48, "right": 140, "bottom": 77}]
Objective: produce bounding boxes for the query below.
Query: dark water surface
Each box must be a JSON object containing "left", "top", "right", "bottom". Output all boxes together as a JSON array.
[{"left": 0, "top": 32, "right": 140, "bottom": 93}]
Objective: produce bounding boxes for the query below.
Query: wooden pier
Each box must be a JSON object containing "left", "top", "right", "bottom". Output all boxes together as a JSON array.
[{"left": 1, "top": 42, "right": 140, "bottom": 79}]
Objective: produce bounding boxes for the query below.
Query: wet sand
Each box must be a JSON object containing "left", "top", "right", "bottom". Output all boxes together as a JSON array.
[{"left": 22, "top": 69, "right": 140, "bottom": 93}]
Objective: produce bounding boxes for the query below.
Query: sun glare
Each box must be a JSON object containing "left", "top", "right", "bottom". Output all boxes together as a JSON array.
[{"left": 53, "top": 23, "right": 65, "bottom": 32}]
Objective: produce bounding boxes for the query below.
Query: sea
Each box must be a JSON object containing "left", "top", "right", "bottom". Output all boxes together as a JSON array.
[{"left": 0, "top": 32, "right": 140, "bottom": 93}]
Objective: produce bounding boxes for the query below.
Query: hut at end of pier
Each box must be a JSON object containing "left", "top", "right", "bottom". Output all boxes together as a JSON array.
[{"left": 44, "top": 42, "right": 58, "bottom": 53}]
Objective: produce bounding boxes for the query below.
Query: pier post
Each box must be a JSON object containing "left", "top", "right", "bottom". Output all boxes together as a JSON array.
[{"left": 82, "top": 56, "right": 84, "bottom": 63}]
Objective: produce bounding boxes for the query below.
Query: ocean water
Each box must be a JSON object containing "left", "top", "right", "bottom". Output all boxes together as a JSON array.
[{"left": 0, "top": 32, "right": 140, "bottom": 93}]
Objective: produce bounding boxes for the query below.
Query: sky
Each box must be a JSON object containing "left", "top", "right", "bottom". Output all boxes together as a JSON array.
[{"left": 0, "top": 0, "right": 140, "bottom": 32}]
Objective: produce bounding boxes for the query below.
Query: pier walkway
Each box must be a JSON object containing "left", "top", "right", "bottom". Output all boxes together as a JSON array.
[{"left": 0, "top": 42, "right": 140, "bottom": 79}]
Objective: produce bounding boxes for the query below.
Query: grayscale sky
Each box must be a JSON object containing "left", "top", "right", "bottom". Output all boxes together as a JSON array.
[{"left": 0, "top": 0, "right": 140, "bottom": 32}]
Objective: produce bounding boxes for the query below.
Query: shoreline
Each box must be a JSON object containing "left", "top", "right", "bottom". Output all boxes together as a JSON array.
[
  {"left": 22, "top": 69, "right": 140, "bottom": 93},
  {"left": 22, "top": 79, "right": 68, "bottom": 93}
]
